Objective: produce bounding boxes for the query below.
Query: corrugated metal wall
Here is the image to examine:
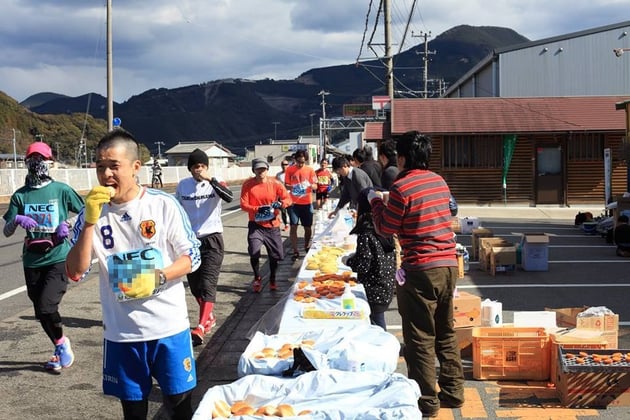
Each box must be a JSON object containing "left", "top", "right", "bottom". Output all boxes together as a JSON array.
[{"left": 500, "top": 25, "right": 630, "bottom": 97}]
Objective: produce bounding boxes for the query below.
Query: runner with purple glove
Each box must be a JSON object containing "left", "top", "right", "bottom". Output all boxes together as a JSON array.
[{"left": 2, "top": 141, "right": 84, "bottom": 374}]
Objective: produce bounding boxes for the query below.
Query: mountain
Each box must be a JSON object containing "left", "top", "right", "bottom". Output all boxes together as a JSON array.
[{"left": 19, "top": 25, "right": 528, "bottom": 156}]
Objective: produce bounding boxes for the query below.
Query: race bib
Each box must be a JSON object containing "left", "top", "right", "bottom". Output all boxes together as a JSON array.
[
  {"left": 292, "top": 184, "right": 306, "bottom": 197},
  {"left": 255, "top": 205, "right": 275, "bottom": 222},
  {"left": 107, "top": 247, "right": 165, "bottom": 302},
  {"left": 24, "top": 201, "right": 60, "bottom": 233}
]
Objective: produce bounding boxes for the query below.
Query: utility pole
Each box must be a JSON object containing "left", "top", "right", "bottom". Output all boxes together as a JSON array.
[
  {"left": 154, "top": 141, "right": 165, "bottom": 158},
  {"left": 11, "top": 129, "right": 17, "bottom": 168},
  {"left": 272, "top": 122, "right": 280, "bottom": 140},
  {"left": 384, "top": 0, "right": 394, "bottom": 100},
  {"left": 106, "top": 0, "right": 114, "bottom": 131},
  {"left": 318, "top": 90, "right": 330, "bottom": 161},
  {"left": 309, "top": 113, "right": 316, "bottom": 136},
  {"left": 413, "top": 31, "right": 436, "bottom": 98}
]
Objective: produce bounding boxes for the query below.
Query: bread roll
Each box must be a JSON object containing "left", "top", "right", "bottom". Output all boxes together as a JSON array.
[
  {"left": 233, "top": 405, "right": 255, "bottom": 416},
  {"left": 255, "top": 405, "right": 277, "bottom": 416},
  {"left": 230, "top": 400, "right": 248, "bottom": 414},
  {"left": 211, "top": 399, "right": 231, "bottom": 418},
  {"left": 298, "top": 409, "right": 313, "bottom": 416},
  {"left": 275, "top": 404, "right": 296, "bottom": 417},
  {"left": 261, "top": 347, "right": 276, "bottom": 357}
]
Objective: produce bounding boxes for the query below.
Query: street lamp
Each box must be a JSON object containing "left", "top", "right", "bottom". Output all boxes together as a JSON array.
[
  {"left": 154, "top": 141, "right": 165, "bottom": 158},
  {"left": 318, "top": 90, "right": 330, "bottom": 161}
]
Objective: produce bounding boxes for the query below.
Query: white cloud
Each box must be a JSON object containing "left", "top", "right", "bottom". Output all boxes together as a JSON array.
[{"left": 0, "top": 0, "right": 627, "bottom": 102}]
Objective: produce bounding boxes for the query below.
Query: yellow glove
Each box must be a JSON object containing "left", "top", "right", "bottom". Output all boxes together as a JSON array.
[
  {"left": 120, "top": 271, "right": 159, "bottom": 299},
  {"left": 84, "top": 186, "right": 114, "bottom": 224}
]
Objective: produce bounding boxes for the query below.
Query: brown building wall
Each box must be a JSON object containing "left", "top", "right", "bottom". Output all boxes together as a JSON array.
[{"left": 429, "top": 133, "right": 627, "bottom": 206}]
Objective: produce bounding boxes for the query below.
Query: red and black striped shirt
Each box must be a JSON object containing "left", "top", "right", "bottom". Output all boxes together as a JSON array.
[{"left": 371, "top": 169, "right": 457, "bottom": 270}]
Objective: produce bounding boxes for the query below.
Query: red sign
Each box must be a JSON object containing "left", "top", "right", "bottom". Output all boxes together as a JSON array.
[{"left": 372, "top": 95, "right": 391, "bottom": 110}]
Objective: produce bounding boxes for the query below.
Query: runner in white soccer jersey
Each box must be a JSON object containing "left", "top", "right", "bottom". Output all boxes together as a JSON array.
[
  {"left": 65, "top": 129, "right": 201, "bottom": 420},
  {"left": 176, "top": 148, "right": 234, "bottom": 346}
]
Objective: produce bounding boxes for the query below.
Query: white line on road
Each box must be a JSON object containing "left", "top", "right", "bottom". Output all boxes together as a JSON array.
[
  {"left": 0, "top": 285, "right": 26, "bottom": 301},
  {"left": 0, "top": 208, "right": 245, "bottom": 302}
]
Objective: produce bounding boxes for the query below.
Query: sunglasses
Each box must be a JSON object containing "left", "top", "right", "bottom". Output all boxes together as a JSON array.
[{"left": 281, "top": 163, "right": 288, "bottom": 166}]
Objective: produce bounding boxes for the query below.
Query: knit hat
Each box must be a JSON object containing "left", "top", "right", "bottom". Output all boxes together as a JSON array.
[
  {"left": 252, "top": 158, "right": 269, "bottom": 171},
  {"left": 187, "top": 148, "right": 208, "bottom": 170}
]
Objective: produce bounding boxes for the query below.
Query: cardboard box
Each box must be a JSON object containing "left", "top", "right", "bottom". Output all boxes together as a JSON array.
[
  {"left": 576, "top": 312, "right": 619, "bottom": 348},
  {"left": 479, "top": 237, "right": 511, "bottom": 271},
  {"left": 456, "top": 254, "right": 465, "bottom": 279},
  {"left": 544, "top": 306, "right": 589, "bottom": 328},
  {"left": 460, "top": 217, "right": 480, "bottom": 234},
  {"left": 455, "top": 326, "right": 474, "bottom": 357},
  {"left": 450, "top": 217, "right": 461, "bottom": 234},
  {"left": 549, "top": 329, "right": 609, "bottom": 387},
  {"left": 489, "top": 244, "right": 516, "bottom": 275},
  {"left": 556, "top": 348, "right": 630, "bottom": 408},
  {"left": 521, "top": 233, "right": 549, "bottom": 271},
  {"left": 576, "top": 313, "right": 619, "bottom": 331},
  {"left": 471, "top": 227, "right": 493, "bottom": 261},
  {"left": 453, "top": 291, "right": 481, "bottom": 328}
]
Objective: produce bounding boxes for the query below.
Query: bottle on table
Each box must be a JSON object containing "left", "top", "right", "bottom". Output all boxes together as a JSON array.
[{"left": 341, "top": 283, "right": 356, "bottom": 310}]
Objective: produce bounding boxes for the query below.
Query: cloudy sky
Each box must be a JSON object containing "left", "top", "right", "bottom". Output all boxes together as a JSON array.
[{"left": 1, "top": 0, "right": 627, "bottom": 103}]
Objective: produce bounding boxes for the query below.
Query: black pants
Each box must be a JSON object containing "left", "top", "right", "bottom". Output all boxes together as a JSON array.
[{"left": 186, "top": 233, "right": 224, "bottom": 302}]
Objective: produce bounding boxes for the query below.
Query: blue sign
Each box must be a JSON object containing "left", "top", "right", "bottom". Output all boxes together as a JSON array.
[{"left": 113, "top": 117, "right": 122, "bottom": 127}]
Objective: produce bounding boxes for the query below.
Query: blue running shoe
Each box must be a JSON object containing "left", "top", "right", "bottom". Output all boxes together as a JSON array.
[
  {"left": 45, "top": 354, "right": 62, "bottom": 373},
  {"left": 57, "top": 337, "right": 75, "bottom": 368}
]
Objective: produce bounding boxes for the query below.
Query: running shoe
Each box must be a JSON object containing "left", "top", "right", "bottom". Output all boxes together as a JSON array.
[
  {"left": 203, "top": 313, "right": 217, "bottom": 331},
  {"left": 45, "top": 354, "right": 62, "bottom": 373},
  {"left": 45, "top": 337, "right": 74, "bottom": 372},
  {"left": 57, "top": 337, "right": 75, "bottom": 368},
  {"left": 269, "top": 280, "right": 278, "bottom": 291},
  {"left": 252, "top": 276, "right": 262, "bottom": 293},
  {"left": 191, "top": 325, "right": 206, "bottom": 346}
]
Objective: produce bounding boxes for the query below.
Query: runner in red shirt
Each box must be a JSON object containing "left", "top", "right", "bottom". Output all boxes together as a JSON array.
[{"left": 314, "top": 158, "right": 333, "bottom": 209}]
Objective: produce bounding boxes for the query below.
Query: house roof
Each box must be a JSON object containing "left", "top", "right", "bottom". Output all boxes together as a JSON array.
[
  {"left": 391, "top": 96, "right": 629, "bottom": 135},
  {"left": 364, "top": 122, "right": 391, "bottom": 141},
  {"left": 165, "top": 141, "right": 235, "bottom": 157}
]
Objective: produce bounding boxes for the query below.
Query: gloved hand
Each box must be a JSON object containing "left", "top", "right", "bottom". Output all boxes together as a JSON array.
[
  {"left": 395, "top": 268, "right": 406, "bottom": 286},
  {"left": 14, "top": 215, "right": 38, "bottom": 230},
  {"left": 55, "top": 221, "right": 70, "bottom": 239},
  {"left": 367, "top": 189, "right": 382, "bottom": 203},
  {"left": 341, "top": 253, "right": 355, "bottom": 266},
  {"left": 271, "top": 201, "right": 282, "bottom": 209},
  {"left": 85, "top": 186, "right": 114, "bottom": 224},
  {"left": 120, "top": 270, "right": 159, "bottom": 299}
]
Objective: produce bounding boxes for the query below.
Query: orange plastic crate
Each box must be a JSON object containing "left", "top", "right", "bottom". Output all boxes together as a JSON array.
[{"left": 472, "top": 327, "right": 550, "bottom": 380}]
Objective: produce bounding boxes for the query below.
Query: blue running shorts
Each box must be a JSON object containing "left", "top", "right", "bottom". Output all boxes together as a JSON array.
[{"left": 102, "top": 329, "right": 196, "bottom": 400}]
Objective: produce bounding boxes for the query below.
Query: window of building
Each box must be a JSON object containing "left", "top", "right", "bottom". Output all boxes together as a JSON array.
[
  {"left": 568, "top": 133, "right": 604, "bottom": 161},
  {"left": 443, "top": 135, "right": 503, "bottom": 169}
]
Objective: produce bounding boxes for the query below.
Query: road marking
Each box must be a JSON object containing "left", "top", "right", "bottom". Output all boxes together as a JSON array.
[
  {"left": 0, "top": 207, "right": 242, "bottom": 302},
  {"left": 0, "top": 285, "right": 26, "bottom": 301}
]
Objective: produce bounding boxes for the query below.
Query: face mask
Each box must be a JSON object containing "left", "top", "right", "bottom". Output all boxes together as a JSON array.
[{"left": 25, "top": 155, "right": 52, "bottom": 187}]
